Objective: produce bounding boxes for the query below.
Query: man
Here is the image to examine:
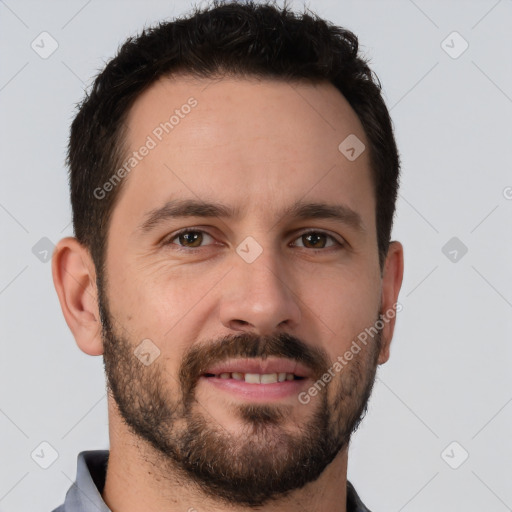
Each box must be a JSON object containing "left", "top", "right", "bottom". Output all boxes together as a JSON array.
[{"left": 51, "top": 1, "right": 404, "bottom": 511}]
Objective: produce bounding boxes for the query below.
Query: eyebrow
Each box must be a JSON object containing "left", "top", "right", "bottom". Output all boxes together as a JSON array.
[{"left": 137, "top": 198, "right": 365, "bottom": 234}]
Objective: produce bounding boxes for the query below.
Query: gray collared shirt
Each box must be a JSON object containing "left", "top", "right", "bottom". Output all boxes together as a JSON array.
[{"left": 52, "top": 450, "right": 372, "bottom": 512}]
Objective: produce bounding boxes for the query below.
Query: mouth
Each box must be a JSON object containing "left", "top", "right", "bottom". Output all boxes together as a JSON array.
[
  {"left": 203, "top": 371, "right": 305, "bottom": 383},
  {"left": 199, "top": 358, "right": 312, "bottom": 401}
]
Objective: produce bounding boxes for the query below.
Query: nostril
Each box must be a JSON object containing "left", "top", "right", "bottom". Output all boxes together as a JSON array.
[{"left": 230, "top": 319, "right": 251, "bottom": 329}]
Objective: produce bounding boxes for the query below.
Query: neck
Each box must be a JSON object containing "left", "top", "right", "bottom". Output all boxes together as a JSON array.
[{"left": 102, "top": 398, "right": 349, "bottom": 512}]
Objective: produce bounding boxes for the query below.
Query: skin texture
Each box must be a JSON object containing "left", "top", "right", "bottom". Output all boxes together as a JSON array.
[{"left": 52, "top": 75, "right": 404, "bottom": 512}]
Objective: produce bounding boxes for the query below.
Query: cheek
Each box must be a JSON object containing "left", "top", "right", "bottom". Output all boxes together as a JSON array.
[
  {"left": 302, "top": 268, "right": 381, "bottom": 360},
  {"left": 102, "top": 264, "right": 177, "bottom": 351},
  {"left": 112, "top": 262, "right": 222, "bottom": 354}
]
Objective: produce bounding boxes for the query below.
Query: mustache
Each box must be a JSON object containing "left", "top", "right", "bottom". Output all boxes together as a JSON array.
[{"left": 179, "top": 331, "right": 330, "bottom": 397}]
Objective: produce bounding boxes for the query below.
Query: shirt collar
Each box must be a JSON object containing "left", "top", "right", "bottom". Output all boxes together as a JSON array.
[
  {"left": 60, "top": 450, "right": 111, "bottom": 512},
  {"left": 60, "top": 450, "right": 372, "bottom": 512}
]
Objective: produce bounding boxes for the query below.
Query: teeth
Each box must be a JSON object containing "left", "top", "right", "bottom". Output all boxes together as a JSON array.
[
  {"left": 213, "top": 372, "right": 297, "bottom": 383},
  {"left": 245, "top": 373, "right": 261, "bottom": 384},
  {"left": 260, "top": 373, "right": 278, "bottom": 384}
]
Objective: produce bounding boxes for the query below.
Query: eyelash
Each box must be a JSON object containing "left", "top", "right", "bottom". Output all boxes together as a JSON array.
[{"left": 162, "top": 228, "right": 345, "bottom": 252}]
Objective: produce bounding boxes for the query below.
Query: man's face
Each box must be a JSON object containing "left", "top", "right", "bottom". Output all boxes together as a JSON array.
[{"left": 99, "top": 76, "right": 386, "bottom": 506}]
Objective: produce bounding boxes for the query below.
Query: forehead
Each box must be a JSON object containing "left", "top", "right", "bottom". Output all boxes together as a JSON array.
[{"left": 113, "top": 74, "right": 374, "bottom": 231}]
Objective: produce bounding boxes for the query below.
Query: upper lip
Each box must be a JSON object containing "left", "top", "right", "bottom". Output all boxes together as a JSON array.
[{"left": 202, "top": 358, "right": 312, "bottom": 378}]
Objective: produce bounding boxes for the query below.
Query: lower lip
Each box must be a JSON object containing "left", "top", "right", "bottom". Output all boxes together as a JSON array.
[{"left": 199, "top": 376, "right": 309, "bottom": 401}]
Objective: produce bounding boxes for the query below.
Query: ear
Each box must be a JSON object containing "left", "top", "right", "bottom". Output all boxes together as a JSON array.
[
  {"left": 377, "top": 241, "right": 404, "bottom": 365},
  {"left": 51, "top": 237, "right": 104, "bottom": 356}
]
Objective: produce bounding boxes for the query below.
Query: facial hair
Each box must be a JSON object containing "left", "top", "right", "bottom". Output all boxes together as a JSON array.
[{"left": 98, "top": 274, "right": 382, "bottom": 507}]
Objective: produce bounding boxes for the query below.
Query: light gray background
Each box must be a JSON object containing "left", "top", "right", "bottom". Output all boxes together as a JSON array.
[{"left": 1, "top": 1, "right": 511, "bottom": 511}]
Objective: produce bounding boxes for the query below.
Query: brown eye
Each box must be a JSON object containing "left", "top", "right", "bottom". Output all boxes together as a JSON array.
[
  {"left": 303, "top": 232, "right": 327, "bottom": 249},
  {"left": 177, "top": 231, "right": 203, "bottom": 247},
  {"left": 292, "top": 231, "right": 342, "bottom": 250},
  {"left": 165, "top": 230, "right": 215, "bottom": 249}
]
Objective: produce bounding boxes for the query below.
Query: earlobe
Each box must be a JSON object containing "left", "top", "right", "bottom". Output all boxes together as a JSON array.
[
  {"left": 51, "top": 237, "right": 104, "bottom": 356},
  {"left": 377, "top": 241, "right": 404, "bottom": 365}
]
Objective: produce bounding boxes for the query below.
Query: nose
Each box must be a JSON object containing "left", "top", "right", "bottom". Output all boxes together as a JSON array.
[{"left": 219, "top": 245, "right": 302, "bottom": 336}]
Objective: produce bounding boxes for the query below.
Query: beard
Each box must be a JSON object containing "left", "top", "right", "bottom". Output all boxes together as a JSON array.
[{"left": 98, "top": 275, "right": 382, "bottom": 507}]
